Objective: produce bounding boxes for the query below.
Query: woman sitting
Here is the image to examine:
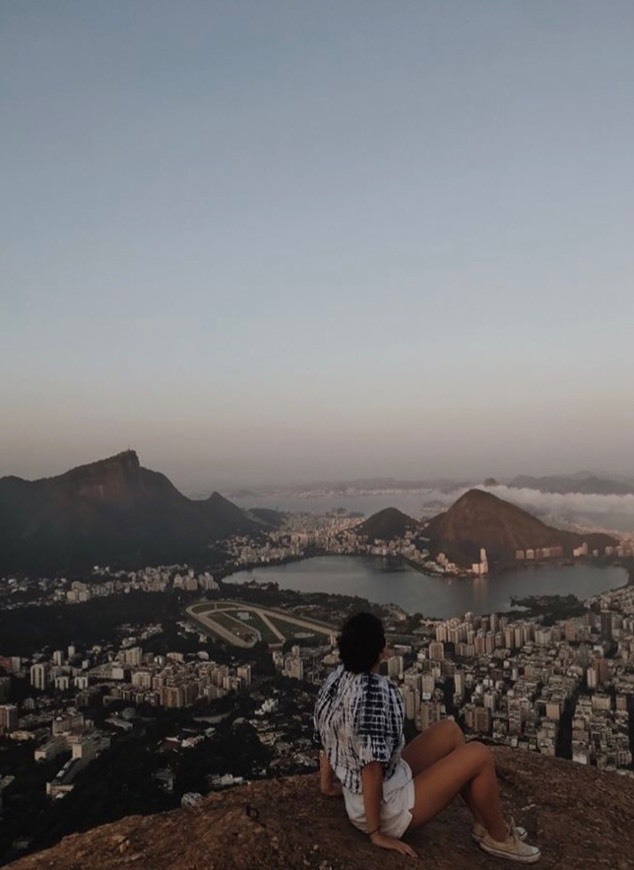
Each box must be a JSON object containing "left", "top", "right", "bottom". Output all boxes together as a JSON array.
[{"left": 314, "top": 612, "right": 540, "bottom": 863}]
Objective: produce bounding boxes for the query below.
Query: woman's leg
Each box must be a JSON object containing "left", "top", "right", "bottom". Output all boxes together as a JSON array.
[
  {"left": 401, "top": 719, "right": 464, "bottom": 774},
  {"left": 407, "top": 741, "right": 507, "bottom": 841},
  {"left": 402, "top": 719, "right": 484, "bottom": 825}
]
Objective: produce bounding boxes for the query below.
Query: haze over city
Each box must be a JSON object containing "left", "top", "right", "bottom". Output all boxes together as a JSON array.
[{"left": 3, "top": 1, "right": 634, "bottom": 491}]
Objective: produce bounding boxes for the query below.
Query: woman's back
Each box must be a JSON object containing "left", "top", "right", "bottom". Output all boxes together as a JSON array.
[{"left": 314, "top": 663, "right": 404, "bottom": 794}]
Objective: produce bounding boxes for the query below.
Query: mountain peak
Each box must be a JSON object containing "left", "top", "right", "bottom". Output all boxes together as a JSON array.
[
  {"left": 454, "top": 487, "right": 501, "bottom": 506},
  {"left": 424, "top": 488, "right": 617, "bottom": 569},
  {"left": 0, "top": 453, "right": 262, "bottom": 573},
  {"left": 68, "top": 449, "right": 139, "bottom": 472},
  {"left": 355, "top": 507, "right": 419, "bottom": 541},
  {"left": 110, "top": 449, "right": 139, "bottom": 468}
]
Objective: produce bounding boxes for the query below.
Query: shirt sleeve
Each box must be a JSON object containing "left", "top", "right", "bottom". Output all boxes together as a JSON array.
[{"left": 355, "top": 676, "right": 392, "bottom": 767}]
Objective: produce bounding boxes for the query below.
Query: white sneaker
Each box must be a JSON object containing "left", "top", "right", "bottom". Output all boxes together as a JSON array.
[
  {"left": 472, "top": 821, "right": 527, "bottom": 844},
  {"left": 478, "top": 819, "right": 541, "bottom": 864}
]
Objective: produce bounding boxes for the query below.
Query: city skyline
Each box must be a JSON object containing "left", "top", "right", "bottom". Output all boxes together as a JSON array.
[{"left": 3, "top": 2, "right": 634, "bottom": 488}]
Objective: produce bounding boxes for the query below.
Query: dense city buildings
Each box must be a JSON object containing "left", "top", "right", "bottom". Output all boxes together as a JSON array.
[
  {"left": 1, "top": 513, "right": 633, "bottom": 864},
  {"left": 398, "top": 584, "right": 634, "bottom": 774}
]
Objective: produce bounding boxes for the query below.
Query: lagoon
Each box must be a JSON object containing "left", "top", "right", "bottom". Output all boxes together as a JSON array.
[{"left": 226, "top": 556, "right": 627, "bottom": 618}]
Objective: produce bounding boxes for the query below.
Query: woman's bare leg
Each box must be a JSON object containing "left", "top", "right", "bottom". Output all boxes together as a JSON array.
[
  {"left": 402, "top": 719, "right": 465, "bottom": 774},
  {"left": 402, "top": 719, "right": 484, "bottom": 825},
  {"left": 407, "top": 741, "right": 507, "bottom": 841}
]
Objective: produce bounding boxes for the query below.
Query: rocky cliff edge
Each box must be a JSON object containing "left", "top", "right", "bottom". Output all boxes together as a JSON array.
[{"left": 8, "top": 748, "right": 634, "bottom": 870}]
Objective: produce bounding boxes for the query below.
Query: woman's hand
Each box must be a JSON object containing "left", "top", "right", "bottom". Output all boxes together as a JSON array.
[
  {"left": 369, "top": 832, "right": 418, "bottom": 858},
  {"left": 320, "top": 781, "right": 342, "bottom": 797},
  {"left": 319, "top": 751, "right": 342, "bottom": 797}
]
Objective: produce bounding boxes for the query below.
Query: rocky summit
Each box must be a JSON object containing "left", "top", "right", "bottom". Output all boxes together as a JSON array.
[{"left": 7, "top": 748, "right": 633, "bottom": 870}]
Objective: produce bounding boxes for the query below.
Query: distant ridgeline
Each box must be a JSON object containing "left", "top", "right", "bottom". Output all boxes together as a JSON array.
[
  {"left": 0, "top": 451, "right": 277, "bottom": 574},
  {"left": 0, "top": 452, "right": 621, "bottom": 576}
]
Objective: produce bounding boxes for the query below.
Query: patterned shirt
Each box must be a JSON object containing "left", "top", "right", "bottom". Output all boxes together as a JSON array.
[{"left": 314, "top": 664, "right": 405, "bottom": 794}]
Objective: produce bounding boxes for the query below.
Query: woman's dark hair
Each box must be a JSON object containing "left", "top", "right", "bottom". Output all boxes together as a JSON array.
[{"left": 337, "top": 612, "right": 386, "bottom": 673}]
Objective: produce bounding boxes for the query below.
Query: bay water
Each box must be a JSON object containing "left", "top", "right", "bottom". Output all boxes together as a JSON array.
[{"left": 226, "top": 555, "right": 627, "bottom": 618}]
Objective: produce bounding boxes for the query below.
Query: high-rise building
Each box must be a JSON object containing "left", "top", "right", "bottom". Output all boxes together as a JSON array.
[
  {"left": 237, "top": 665, "right": 252, "bottom": 687},
  {"left": 121, "top": 647, "right": 143, "bottom": 667},
  {"left": 402, "top": 685, "right": 421, "bottom": 721},
  {"left": 30, "top": 663, "right": 49, "bottom": 691},
  {"left": 131, "top": 670, "right": 153, "bottom": 689},
  {"left": 285, "top": 656, "right": 304, "bottom": 681},
  {"left": 474, "top": 706, "right": 492, "bottom": 734},
  {"left": 479, "top": 549, "right": 489, "bottom": 574},
  {"left": 160, "top": 686, "right": 184, "bottom": 708},
  {"left": 483, "top": 691, "right": 497, "bottom": 712},
  {"left": 386, "top": 655, "right": 403, "bottom": 679},
  {"left": 421, "top": 674, "right": 435, "bottom": 698},
  {"left": 0, "top": 705, "right": 18, "bottom": 734},
  {"left": 594, "top": 658, "right": 610, "bottom": 687},
  {"left": 429, "top": 642, "right": 444, "bottom": 662},
  {"left": 600, "top": 611, "right": 613, "bottom": 642},
  {"left": 418, "top": 701, "right": 444, "bottom": 732}
]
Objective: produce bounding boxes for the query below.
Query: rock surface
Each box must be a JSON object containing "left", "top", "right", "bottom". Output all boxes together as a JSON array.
[{"left": 7, "top": 748, "right": 634, "bottom": 870}]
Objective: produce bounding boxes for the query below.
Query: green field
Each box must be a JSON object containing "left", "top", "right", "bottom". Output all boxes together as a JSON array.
[
  {"left": 266, "top": 614, "right": 317, "bottom": 640},
  {"left": 190, "top": 616, "right": 233, "bottom": 644},
  {"left": 220, "top": 608, "right": 282, "bottom": 644},
  {"left": 208, "top": 610, "right": 259, "bottom": 643}
]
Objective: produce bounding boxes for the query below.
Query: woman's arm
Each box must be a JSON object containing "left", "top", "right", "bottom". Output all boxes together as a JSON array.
[
  {"left": 361, "top": 761, "right": 383, "bottom": 835},
  {"left": 319, "top": 750, "right": 342, "bottom": 797},
  {"left": 361, "top": 762, "right": 417, "bottom": 857}
]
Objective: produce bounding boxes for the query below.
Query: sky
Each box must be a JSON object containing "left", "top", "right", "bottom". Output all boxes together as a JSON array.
[{"left": 2, "top": 1, "right": 634, "bottom": 493}]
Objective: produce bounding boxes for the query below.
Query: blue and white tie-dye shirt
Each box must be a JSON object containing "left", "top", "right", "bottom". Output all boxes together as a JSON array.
[{"left": 314, "top": 664, "right": 404, "bottom": 794}]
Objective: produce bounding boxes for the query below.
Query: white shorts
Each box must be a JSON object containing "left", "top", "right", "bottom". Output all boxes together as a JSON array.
[{"left": 342, "top": 758, "right": 415, "bottom": 839}]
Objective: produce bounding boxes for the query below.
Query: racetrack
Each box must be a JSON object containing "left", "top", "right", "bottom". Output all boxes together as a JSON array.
[{"left": 185, "top": 600, "right": 336, "bottom": 648}]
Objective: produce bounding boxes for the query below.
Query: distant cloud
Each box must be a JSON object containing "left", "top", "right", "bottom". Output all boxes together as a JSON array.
[
  {"left": 417, "top": 484, "right": 634, "bottom": 534},
  {"left": 479, "top": 485, "right": 634, "bottom": 518}
]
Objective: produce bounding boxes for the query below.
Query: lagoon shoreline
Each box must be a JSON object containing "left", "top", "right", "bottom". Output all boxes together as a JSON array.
[{"left": 224, "top": 554, "right": 628, "bottom": 620}]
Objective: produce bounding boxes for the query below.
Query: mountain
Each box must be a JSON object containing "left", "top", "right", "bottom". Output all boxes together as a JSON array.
[
  {"left": 508, "top": 473, "right": 634, "bottom": 496},
  {"left": 0, "top": 451, "right": 266, "bottom": 573},
  {"left": 355, "top": 507, "right": 420, "bottom": 541},
  {"left": 6, "top": 748, "right": 634, "bottom": 869},
  {"left": 423, "top": 488, "right": 617, "bottom": 569},
  {"left": 247, "top": 507, "right": 287, "bottom": 528}
]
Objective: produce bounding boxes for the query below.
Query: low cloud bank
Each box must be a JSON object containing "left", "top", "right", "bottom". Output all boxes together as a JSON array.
[
  {"left": 416, "top": 485, "right": 634, "bottom": 534},
  {"left": 479, "top": 485, "right": 634, "bottom": 519}
]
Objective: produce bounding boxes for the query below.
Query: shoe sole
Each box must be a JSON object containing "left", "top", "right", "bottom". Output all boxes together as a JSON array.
[{"left": 478, "top": 843, "right": 541, "bottom": 864}]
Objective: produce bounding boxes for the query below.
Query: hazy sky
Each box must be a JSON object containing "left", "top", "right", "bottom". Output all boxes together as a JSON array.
[{"left": 2, "top": 1, "right": 634, "bottom": 492}]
